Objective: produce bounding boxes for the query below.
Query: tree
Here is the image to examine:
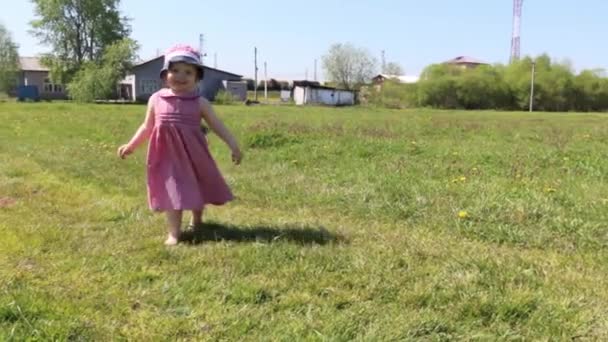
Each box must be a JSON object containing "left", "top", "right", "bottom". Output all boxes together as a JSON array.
[
  {"left": 68, "top": 38, "right": 138, "bottom": 102},
  {"left": 502, "top": 56, "right": 534, "bottom": 110},
  {"left": 368, "top": 53, "right": 608, "bottom": 111},
  {"left": 532, "top": 55, "right": 576, "bottom": 112},
  {"left": 384, "top": 62, "right": 404, "bottom": 76},
  {"left": 322, "top": 43, "right": 377, "bottom": 90},
  {"left": 30, "top": 0, "right": 131, "bottom": 84},
  {"left": 416, "top": 64, "right": 462, "bottom": 108},
  {"left": 455, "top": 65, "right": 510, "bottom": 109},
  {"left": 0, "top": 23, "right": 19, "bottom": 93}
]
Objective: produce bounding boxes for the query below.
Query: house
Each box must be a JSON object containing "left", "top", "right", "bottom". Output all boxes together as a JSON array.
[
  {"left": 444, "top": 56, "right": 488, "bottom": 69},
  {"left": 372, "top": 74, "right": 420, "bottom": 85},
  {"left": 292, "top": 81, "right": 355, "bottom": 106},
  {"left": 15, "top": 57, "right": 68, "bottom": 100},
  {"left": 122, "top": 55, "right": 243, "bottom": 102}
]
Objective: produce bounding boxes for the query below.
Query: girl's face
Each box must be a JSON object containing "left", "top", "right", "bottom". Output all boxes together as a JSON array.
[{"left": 166, "top": 62, "right": 198, "bottom": 93}]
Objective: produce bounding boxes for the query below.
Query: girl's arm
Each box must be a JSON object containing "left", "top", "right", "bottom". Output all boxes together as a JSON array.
[
  {"left": 118, "top": 97, "right": 155, "bottom": 159},
  {"left": 200, "top": 98, "right": 242, "bottom": 164}
]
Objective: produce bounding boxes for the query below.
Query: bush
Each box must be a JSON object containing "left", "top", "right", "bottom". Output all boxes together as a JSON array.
[
  {"left": 214, "top": 90, "right": 238, "bottom": 105},
  {"left": 366, "top": 81, "right": 418, "bottom": 109}
]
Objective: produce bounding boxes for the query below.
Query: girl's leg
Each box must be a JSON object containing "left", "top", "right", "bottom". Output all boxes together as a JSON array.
[
  {"left": 190, "top": 209, "right": 203, "bottom": 227},
  {"left": 165, "top": 210, "right": 183, "bottom": 245}
]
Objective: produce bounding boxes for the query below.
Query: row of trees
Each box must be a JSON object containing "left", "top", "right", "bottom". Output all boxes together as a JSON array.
[
  {"left": 367, "top": 55, "right": 608, "bottom": 112},
  {"left": 0, "top": 0, "right": 137, "bottom": 101},
  {"left": 319, "top": 43, "right": 608, "bottom": 112}
]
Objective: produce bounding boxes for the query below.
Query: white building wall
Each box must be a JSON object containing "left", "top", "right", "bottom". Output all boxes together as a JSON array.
[
  {"left": 294, "top": 86, "right": 306, "bottom": 105},
  {"left": 294, "top": 86, "right": 355, "bottom": 106}
]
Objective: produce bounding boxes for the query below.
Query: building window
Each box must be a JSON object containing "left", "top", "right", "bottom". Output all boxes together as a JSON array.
[
  {"left": 44, "top": 78, "right": 53, "bottom": 92},
  {"left": 44, "top": 78, "right": 64, "bottom": 93},
  {"left": 140, "top": 79, "right": 158, "bottom": 94}
]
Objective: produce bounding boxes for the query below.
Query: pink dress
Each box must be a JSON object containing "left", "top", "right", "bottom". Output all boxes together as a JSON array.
[{"left": 146, "top": 88, "right": 233, "bottom": 211}]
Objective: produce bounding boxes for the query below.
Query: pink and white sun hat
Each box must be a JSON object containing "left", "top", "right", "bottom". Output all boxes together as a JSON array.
[{"left": 160, "top": 44, "right": 204, "bottom": 79}]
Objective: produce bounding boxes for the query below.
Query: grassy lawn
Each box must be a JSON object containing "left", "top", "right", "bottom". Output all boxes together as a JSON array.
[{"left": 1, "top": 102, "right": 608, "bottom": 340}]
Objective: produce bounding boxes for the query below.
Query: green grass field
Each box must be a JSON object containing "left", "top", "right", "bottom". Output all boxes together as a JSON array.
[{"left": 1, "top": 102, "right": 608, "bottom": 340}]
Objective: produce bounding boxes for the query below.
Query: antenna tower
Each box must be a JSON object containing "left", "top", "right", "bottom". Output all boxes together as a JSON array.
[{"left": 510, "top": 0, "right": 523, "bottom": 63}]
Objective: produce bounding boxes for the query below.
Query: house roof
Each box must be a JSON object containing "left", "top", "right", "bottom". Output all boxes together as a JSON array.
[
  {"left": 133, "top": 55, "right": 242, "bottom": 78},
  {"left": 292, "top": 80, "right": 321, "bottom": 88},
  {"left": 444, "top": 56, "right": 487, "bottom": 65},
  {"left": 19, "top": 57, "right": 49, "bottom": 72},
  {"left": 293, "top": 80, "right": 353, "bottom": 92},
  {"left": 374, "top": 74, "right": 420, "bottom": 83}
]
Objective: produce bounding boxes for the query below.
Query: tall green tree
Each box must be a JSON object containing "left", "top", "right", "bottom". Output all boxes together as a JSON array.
[
  {"left": 0, "top": 23, "right": 19, "bottom": 93},
  {"left": 572, "top": 69, "right": 608, "bottom": 112},
  {"left": 417, "top": 64, "right": 462, "bottom": 108},
  {"left": 322, "top": 43, "right": 377, "bottom": 90},
  {"left": 30, "top": 0, "right": 131, "bottom": 84},
  {"left": 456, "top": 65, "right": 511, "bottom": 109}
]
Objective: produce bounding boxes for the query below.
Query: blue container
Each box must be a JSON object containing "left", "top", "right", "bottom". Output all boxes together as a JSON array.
[{"left": 17, "top": 85, "right": 40, "bottom": 101}]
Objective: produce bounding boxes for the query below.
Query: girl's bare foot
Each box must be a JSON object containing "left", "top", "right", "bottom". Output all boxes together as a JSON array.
[
  {"left": 164, "top": 234, "right": 179, "bottom": 246},
  {"left": 165, "top": 210, "right": 182, "bottom": 246}
]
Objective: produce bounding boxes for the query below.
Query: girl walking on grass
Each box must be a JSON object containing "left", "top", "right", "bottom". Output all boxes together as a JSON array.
[{"left": 117, "top": 44, "right": 242, "bottom": 245}]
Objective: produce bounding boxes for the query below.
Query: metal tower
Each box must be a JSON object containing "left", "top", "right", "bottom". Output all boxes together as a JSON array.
[{"left": 510, "top": 0, "right": 523, "bottom": 63}]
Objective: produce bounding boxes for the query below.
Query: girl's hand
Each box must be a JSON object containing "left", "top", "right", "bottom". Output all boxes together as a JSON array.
[
  {"left": 231, "top": 147, "right": 242, "bottom": 165},
  {"left": 117, "top": 144, "right": 133, "bottom": 159}
]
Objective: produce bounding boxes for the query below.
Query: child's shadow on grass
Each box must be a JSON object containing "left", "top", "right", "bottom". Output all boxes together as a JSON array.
[{"left": 180, "top": 222, "right": 346, "bottom": 246}]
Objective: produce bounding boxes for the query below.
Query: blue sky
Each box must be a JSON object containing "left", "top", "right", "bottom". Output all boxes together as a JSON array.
[{"left": 1, "top": 0, "right": 607, "bottom": 80}]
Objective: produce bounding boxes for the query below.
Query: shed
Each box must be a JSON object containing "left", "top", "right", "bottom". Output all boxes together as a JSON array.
[{"left": 293, "top": 83, "right": 355, "bottom": 106}]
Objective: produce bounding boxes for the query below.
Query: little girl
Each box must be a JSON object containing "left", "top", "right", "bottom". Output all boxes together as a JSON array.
[{"left": 118, "top": 44, "right": 242, "bottom": 245}]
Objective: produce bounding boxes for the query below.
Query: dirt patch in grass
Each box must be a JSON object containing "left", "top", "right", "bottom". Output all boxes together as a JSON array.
[{"left": 0, "top": 197, "right": 16, "bottom": 208}]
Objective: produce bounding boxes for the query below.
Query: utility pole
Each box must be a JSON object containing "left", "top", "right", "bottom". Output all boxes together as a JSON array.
[
  {"left": 254, "top": 47, "right": 258, "bottom": 101},
  {"left": 314, "top": 59, "right": 318, "bottom": 81},
  {"left": 214, "top": 53, "right": 217, "bottom": 69},
  {"left": 381, "top": 50, "right": 386, "bottom": 73},
  {"left": 264, "top": 61, "right": 268, "bottom": 102},
  {"left": 529, "top": 61, "right": 536, "bottom": 112},
  {"left": 305, "top": 68, "right": 308, "bottom": 80},
  {"left": 199, "top": 34, "right": 204, "bottom": 64}
]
